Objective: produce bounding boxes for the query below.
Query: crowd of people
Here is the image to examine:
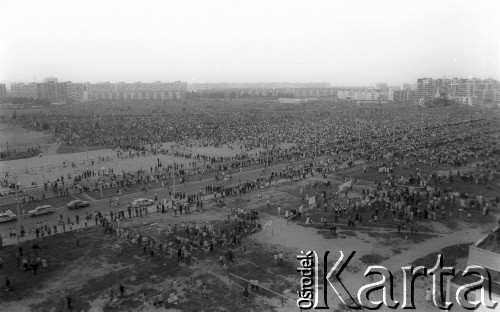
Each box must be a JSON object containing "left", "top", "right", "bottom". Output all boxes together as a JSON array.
[
  {"left": 0, "top": 102, "right": 498, "bottom": 311},
  {"left": 2, "top": 101, "right": 498, "bottom": 211}
]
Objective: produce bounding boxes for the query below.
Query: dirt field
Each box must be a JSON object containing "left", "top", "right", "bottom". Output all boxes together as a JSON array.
[
  {"left": 0, "top": 143, "right": 261, "bottom": 190},
  {"left": 0, "top": 169, "right": 497, "bottom": 311}
]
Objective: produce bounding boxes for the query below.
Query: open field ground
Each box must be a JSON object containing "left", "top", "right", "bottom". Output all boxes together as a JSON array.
[
  {"left": 0, "top": 124, "right": 53, "bottom": 150},
  {"left": 0, "top": 102, "right": 498, "bottom": 311},
  {"left": 0, "top": 170, "right": 497, "bottom": 311}
]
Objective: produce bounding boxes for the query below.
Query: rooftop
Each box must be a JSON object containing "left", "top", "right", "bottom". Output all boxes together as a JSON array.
[
  {"left": 476, "top": 227, "right": 500, "bottom": 254},
  {"left": 451, "top": 270, "right": 500, "bottom": 297}
]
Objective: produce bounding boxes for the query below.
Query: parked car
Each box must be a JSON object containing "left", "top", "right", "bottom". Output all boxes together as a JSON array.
[
  {"left": 132, "top": 198, "right": 154, "bottom": 208},
  {"left": 0, "top": 209, "right": 17, "bottom": 223},
  {"left": 29, "top": 205, "right": 53, "bottom": 217},
  {"left": 66, "top": 200, "right": 90, "bottom": 210}
]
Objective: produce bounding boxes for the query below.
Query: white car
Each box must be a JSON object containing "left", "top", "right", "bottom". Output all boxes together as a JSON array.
[
  {"left": 132, "top": 198, "right": 155, "bottom": 208},
  {"left": 29, "top": 205, "right": 53, "bottom": 217},
  {"left": 0, "top": 209, "right": 17, "bottom": 223}
]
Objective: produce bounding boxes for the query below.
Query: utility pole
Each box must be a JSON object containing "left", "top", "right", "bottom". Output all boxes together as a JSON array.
[
  {"left": 172, "top": 163, "right": 176, "bottom": 199},
  {"left": 315, "top": 132, "right": 318, "bottom": 157},
  {"left": 84, "top": 144, "right": 90, "bottom": 191},
  {"left": 13, "top": 170, "right": 21, "bottom": 245},
  {"left": 266, "top": 129, "right": 269, "bottom": 172}
]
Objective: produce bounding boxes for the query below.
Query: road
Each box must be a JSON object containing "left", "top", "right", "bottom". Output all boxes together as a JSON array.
[{"left": 0, "top": 161, "right": 309, "bottom": 237}]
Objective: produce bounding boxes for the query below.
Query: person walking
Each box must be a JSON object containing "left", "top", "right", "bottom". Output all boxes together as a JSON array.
[
  {"left": 66, "top": 294, "right": 72, "bottom": 310},
  {"left": 6, "top": 277, "right": 12, "bottom": 291}
]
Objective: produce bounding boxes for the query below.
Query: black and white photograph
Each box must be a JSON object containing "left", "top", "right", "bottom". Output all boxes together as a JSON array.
[{"left": 0, "top": 0, "right": 499, "bottom": 311}]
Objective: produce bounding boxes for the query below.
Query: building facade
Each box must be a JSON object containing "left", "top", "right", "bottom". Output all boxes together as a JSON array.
[
  {"left": 11, "top": 82, "right": 38, "bottom": 99},
  {"left": 0, "top": 84, "right": 7, "bottom": 99},
  {"left": 376, "top": 82, "right": 388, "bottom": 91},
  {"left": 11, "top": 79, "right": 187, "bottom": 102},
  {"left": 392, "top": 89, "right": 418, "bottom": 102},
  {"left": 66, "top": 83, "right": 88, "bottom": 102},
  {"left": 337, "top": 89, "right": 393, "bottom": 103},
  {"left": 86, "top": 81, "right": 187, "bottom": 101},
  {"left": 417, "top": 77, "right": 500, "bottom": 105},
  {"left": 401, "top": 83, "right": 412, "bottom": 91},
  {"left": 187, "top": 82, "right": 335, "bottom": 98}
]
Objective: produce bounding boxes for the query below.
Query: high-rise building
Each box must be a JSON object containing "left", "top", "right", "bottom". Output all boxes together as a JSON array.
[
  {"left": 0, "top": 84, "right": 7, "bottom": 99},
  {"left": 44, "top": 77, "right": 58, "bottom": 83},
  {"left": 417, "top": 78, "right": 448, "bottom": 102},
  {"left": 187, "top": 82, "right": 335, "bottom": 98},
  {"left": 10, "top": 78, "right": 187, "bottom": 102},
  {"left": 87, "top": 81, "right": 187, "bottom": 100},
  {"left": 401, "top": 83, "right": 412, "bottom": 90},
  {"left": 37, "top": 80, "right": 62, "bottom": 102},
  {"left": 392, "top": 89, "right": 418, "bottom": 102},
  {"left": 417, "top": 77, "right": 500, "bottom": 105},
  {"left": 376, "top": 83, "right": 388, "bottom": 91},
  {"left": 11, "top": 82, "right": 38, "bottom": 99},
  {"left": 66, "top": 83, "right": 88, "bottom": 102}
]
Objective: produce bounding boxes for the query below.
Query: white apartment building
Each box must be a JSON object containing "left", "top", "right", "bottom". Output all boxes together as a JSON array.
[
  {"left": 87, "top": 81, "right": 187, "bottom": 100},
  {"left": 417, "top": 77, "right": 500, "bottom": 105},
  {"left": 11, "top": 82, "right": 38, "bottom": 98}
]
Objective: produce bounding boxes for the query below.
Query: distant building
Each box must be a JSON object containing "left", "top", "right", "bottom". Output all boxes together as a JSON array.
[
  {"left": 278, "top": 98, "right": 302, "bottom": 104},
  {"left": 337, "top": 89, "right": 393, "bottom": 103},
  {"left": 417, "top": 78, "right": 443, "bottom": 102},
  {"left": 452, "top": 96, "right": 475, "bottom": 106},
  {"left": 11, "top": 78, "right": 187, "bottom": 102},
  {"left": 353, "top": 90, "right": 379, "bottom": 102},
  {"left": 66, "top": 83, "right": 88, "bottom": 102},
  {"left": 188, "top": 82, "right": 331, "bottom": 91},
  {"left": 417, "top": 77, "right": 500, "bottom": 105},
  {"left": 376, "top": 82, "right": 388, "bottom": 91},
  {"left": 11, "top": 82, "right": 38, "bottom": 99},
  {"left": 44, "top": 77, "right": 58, "bottom": 83},
  {"left": 87, "top": 81, "right": 187, "bottom": 100},
  {"left": 336, "top": 90, "right": 354, "bottom": 100},
  {"left": 37, "top": 80, "right": 64, "bottom": 102},
  {"left": 401, "top": 83, "right": 412, "bottom": 90},
  {"left": 0, "top": 84, "right": 7, "bottom": 99},
  {"left": 187, "top": 82, "right": 335, "bottom": 98},
  {"left": 392, "top": 89, "right": 418, "bottom": 102}
]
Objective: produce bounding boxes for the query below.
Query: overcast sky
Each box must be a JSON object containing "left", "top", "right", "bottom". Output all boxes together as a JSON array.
[{"left": 1, "top": 0, "right": 499, "bottom": 86}]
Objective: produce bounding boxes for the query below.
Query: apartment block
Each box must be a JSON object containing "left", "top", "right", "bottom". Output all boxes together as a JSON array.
[
  {"left": 417, "top": 77, "right": 500, "bottom": 105},
  {"left": 0, "top": 84, "right": 7, "bottom": 99},
  {"left": 10, "top": 78, "right": 187, "bottom": 102},
  {"left": 11, "top": 82, "right": 38, "bottom": 99}
]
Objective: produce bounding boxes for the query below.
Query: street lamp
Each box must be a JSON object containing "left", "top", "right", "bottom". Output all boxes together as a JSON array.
[
  {"left": 266, "top": 129, "right": 269, "bottom": 172},
  {"left": 12, "top": 169, "right": 21, "bottom": 245},
  {"left": 84, "top": 144, "right": 90, "bottom": 191},
  {"left": 458, "top": 208, "right": 464, "bottom": 246}
]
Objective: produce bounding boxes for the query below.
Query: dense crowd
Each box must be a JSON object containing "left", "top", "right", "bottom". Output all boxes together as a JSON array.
[{"left": 4, "top": 101, "right": 499, "bottom": 199}]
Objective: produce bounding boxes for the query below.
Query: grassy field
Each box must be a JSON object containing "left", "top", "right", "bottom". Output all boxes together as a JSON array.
[{"left": 0, "top": 124, "right": 53, "bottom": 149}]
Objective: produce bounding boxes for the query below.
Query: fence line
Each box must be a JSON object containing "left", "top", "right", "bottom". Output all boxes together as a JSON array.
[{"left": 228, "top": 272, "right": 296, "bottom": 308}]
